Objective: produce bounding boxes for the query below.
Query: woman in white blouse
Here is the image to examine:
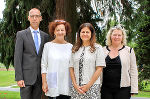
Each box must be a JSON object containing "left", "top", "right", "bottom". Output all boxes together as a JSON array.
[
  {"left": 41, "top": 19, "right": 72, "bottom": 99},
  {"left": 69, "top": 23, "right": 106, "bottom": 99}
]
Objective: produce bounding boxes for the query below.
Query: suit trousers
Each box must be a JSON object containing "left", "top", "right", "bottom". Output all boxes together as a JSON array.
[
  {"left": 20, "top": 77, "right": 42, "bottom": 99},
  {"left": 101, "top": 86, "right": 131, "bottom": 99}
]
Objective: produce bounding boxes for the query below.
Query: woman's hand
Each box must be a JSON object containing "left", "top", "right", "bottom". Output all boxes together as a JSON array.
[
  {"left": 42, "top": 82, "right": 48, "bottom": 93},
  {"left": 74, "top": 84, "right": 85, "bottom": 94},
  {"left": 131, "top": 93, "right": 135, "bottom": 96},
  {"left": 80, "top": 84, "right": 90, "bottom": 93}
]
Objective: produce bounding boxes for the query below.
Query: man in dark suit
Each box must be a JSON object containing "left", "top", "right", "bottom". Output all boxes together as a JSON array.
[{"left": 14, "top": 8, "right": 49, "bottom": 99}]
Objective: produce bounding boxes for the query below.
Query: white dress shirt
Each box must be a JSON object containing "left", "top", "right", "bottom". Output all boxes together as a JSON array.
[{"left": 29, "top": 26, "right": 41, "bottom": 46}]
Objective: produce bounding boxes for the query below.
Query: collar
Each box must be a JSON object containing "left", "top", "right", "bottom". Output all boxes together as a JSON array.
[
  {"left": 29, "top": 26, "right": 40, "bottom": 33},
  {"left": 106, "top": 45, "right": 125, "bottom": 51}
]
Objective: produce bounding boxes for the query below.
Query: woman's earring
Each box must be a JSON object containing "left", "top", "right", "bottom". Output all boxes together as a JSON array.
[{"left": 54, "top": 34, "right": 56, "bottom": 38}]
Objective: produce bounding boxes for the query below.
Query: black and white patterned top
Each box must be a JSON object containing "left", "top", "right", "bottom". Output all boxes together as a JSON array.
[
  {"left": 79, "top": 47, "right": 85, "bottom": 86},
  {"left": 70, "top": 46, "right": 102, "bottom": 99}
]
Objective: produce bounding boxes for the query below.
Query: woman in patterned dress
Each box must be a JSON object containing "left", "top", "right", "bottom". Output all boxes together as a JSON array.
[{"left": 69, "top": 23, "right": 106, "bottom": 99}]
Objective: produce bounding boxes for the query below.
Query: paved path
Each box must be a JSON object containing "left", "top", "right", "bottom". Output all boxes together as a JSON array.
[
  {"left": 0, "top": 85, "right": 19, "bottom": 92},
  {"left": 131, "top": 97, "right": 150, "bottom": 99},
  {"left": 0, "top": 87, "right": 19, "bottom": 92}
]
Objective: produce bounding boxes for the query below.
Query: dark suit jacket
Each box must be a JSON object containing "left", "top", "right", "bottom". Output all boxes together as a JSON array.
[{"left": 14, "top": 27, "right": 50, "bottom": 85}]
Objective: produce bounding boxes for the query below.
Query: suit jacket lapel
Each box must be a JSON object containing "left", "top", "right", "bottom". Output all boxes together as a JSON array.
[
  {"left": 38, "top": 30, "right": 44, "bottom": 55},
  {"left": 25, "top": 28, "right": 37, "bottom": 55}
]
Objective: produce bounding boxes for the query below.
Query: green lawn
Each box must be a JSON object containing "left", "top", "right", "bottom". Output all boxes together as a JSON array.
[
  {"left": 0, "top": 71, "right": 16, "bottom": 87},
  {"left": 134, "top": 81, "right": 150, "bottom": 98},
  {"left": 134, "top": 91, "right": 150, "bottom": 97},
  {"left": 0, "top": 68, "right": 150, "bottom": 98},
  {"left": 0, "top": 91, "right": 20, "bottom": 99},
  {"left": 12, "top": 86, "right": 19, "bottom": 88}
]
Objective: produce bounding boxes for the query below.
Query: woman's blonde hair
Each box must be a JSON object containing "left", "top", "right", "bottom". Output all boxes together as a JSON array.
[{"left": 106, "top": 25, "right": 127, "bottom": 46}]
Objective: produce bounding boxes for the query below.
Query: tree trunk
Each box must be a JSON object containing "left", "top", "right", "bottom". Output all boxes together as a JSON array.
[{"left": 55, "top": 0, "right": 77, "bottom": 44}]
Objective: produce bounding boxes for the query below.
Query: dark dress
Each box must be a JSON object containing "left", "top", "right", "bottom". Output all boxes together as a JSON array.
[{"left": 101, "top": 46, "right": 131, "bottom": 99}]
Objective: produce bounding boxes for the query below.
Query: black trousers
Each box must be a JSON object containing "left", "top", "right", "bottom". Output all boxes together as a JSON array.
[
  {"left": 101, "top": 86, "right": 131, "bottom": 99},
  {"left": 48, "top": 95, "right": 71, "bottom": 99},
  {"left": 20, "top": 78, "right": 42, "bottom": 99}
]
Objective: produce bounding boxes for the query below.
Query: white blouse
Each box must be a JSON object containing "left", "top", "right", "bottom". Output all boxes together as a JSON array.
[{"left": 41, "top": 42, "right": 73, "bottom": 97}]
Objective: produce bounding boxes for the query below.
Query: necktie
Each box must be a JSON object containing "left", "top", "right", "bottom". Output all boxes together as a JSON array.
[{"left": 33, "top": 30, "right": 39, "bottom": 54}]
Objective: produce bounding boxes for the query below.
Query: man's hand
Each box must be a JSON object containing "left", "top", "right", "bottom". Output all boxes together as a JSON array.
[{"left": 17, "top": 80, "right": 25, "bottom": 87}]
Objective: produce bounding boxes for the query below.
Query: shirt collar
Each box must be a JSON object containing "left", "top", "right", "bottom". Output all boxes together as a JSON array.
[{"left": 29, "top": 26, "right": 40, "bottom": 33}]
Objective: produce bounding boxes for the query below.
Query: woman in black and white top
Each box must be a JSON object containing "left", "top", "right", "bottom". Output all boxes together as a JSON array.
[{"left": 69, "top": 23, "right": 106, "bottom": 99}]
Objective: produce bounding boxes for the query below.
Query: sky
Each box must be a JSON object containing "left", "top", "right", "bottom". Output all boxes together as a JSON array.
[{"left": 0, "top": 0, "right": 5, "bottom": 19}]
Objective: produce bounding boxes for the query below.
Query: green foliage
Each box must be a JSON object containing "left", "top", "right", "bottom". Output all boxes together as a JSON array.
[
  {"left": 0, "top": 0, "right": 103, "bottom": 69},
  {"left": 95, "top": 0, "right": 138, "bottom": 44},
  {"left": 138, "top": 65, "right": 150, "bottom": 90},
  {"left": 134, "top": 0, "right": 150, "bottom": 90},
  {"left": 134, "top": 80, "right": 150, "bottom": 97},
  {"left": 0, "top": 0, "right": 55, "bottom": 69},
  {"left": 94, "top": 0, "right": 150, "bottom": 90},
  {"left": 76, "top": 0, "right": 103, "bottom": 45}
]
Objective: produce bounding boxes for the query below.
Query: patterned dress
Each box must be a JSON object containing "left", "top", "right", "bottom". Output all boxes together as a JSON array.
[{"left": 70, "top": 47, "right": 101, "bottom": 99}]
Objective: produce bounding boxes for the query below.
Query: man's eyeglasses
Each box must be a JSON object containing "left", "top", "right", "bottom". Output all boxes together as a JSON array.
[{"left": 29, "top": 15, "right": 41, "bottom": 18}]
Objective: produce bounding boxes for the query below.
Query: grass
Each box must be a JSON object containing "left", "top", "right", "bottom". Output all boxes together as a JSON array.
[
  {"left": 134, "top": 91, "right": 150, "bottom": 97},
  {"left": 0, "top": 71, "right": 16, "bottom": 87},
  {"left": 134, "top": 81, "right": 150, "bottom": 98},
  {"left": 11, "top": 86, "right": 19, "bottom": 88},
  {"left": 0, "top": 65, "right": 150, "bottom": 98},
  {"left": 0, "top": 91, "right": 20, "bottom": 99},
  {"left": 0, "top": 69, "right": 20, "bottom": 99}
]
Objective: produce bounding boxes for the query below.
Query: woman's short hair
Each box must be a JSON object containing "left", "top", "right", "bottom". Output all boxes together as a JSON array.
[
  {"left": 72, "top": 23, "right": 96, "bottom": 53},
  {"left": 48, "top": 19, "right": 71, "bottom": 37},
  {"left": 106, "top": 25, "right": 127, "bottom": 46}
]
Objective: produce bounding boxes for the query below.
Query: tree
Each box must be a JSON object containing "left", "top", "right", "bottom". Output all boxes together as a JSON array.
[
  {"left": 93, "top": 0, "right": 139, "bottom": 44},
  {"left": 0, "top": 0, "right": 55, "bottom": 69},
  {"left": 0, "top": 1, "right": 103, "bottom": 98},
  {"left": 0, "top": 0, "right": 102, "bottom": 70},
  {"left": 54, "top": 0, "right": 77, "bottom": 43},
  {"left": 134, "top": 0, "right": 150, "bottom": 90}
]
